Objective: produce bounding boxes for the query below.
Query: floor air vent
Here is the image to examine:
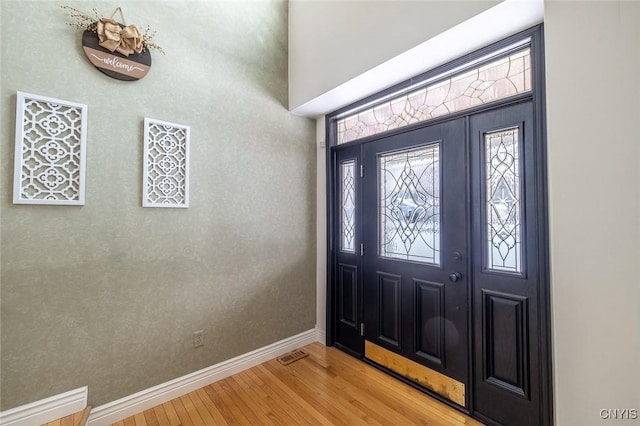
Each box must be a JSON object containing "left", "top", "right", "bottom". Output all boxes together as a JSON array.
[{"left": 277, "top": 349, "right": 309, "bottom": 365}]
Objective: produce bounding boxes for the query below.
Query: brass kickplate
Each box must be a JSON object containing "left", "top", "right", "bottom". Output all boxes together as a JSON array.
[{"left": 277, "top": 349, "right": 309, "bottom": 365}]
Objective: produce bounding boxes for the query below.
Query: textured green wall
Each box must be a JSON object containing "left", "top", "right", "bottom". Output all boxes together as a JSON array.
[{"left": 0, "top": 0, "right": 316, "bottom": 410}]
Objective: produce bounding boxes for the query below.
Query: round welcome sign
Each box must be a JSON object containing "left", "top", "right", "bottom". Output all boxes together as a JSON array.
[{"left": 82, "top": 30, "right": 151, "bottom": 81}]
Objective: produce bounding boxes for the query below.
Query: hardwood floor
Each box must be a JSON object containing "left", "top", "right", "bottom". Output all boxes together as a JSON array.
[{"left": 47, "top": 343, "right": 483, "bottom": 425}]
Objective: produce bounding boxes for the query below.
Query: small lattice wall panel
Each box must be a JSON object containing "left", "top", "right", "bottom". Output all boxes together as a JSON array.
[
  {"left": 143, "top": 118, "right": 190, "bottom": 208},
  {"left": 13, "top": 92, "right": 88, "bottom": 205}
]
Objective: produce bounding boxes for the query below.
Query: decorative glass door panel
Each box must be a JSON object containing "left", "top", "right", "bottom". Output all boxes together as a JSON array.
[
  {"left": 379, "top": 145, "right": 440, "bottom": 264},
  {"left": 340, "top": 160, "right": 356, "bottom": 253},
  {"left": 336, "top": 48, "right": 532, "bottom": 144},
  {"left": 485, "top": 128, "right": 522, "bottom": 273}
]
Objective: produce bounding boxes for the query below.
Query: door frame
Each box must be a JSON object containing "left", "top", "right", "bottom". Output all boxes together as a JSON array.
[{"left": 325, "top": 24, "right": 552, "bottom": 425}]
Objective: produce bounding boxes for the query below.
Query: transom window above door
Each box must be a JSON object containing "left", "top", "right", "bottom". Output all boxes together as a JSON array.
[{"left": 336, "top": 45, "right": 531, "bottom": 145}]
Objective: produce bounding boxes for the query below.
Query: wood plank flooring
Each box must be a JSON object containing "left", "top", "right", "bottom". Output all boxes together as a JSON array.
[{"left": 47, "top": 343, "right": 483, "bottom": 425}]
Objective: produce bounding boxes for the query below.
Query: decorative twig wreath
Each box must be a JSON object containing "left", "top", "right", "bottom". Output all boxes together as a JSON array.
[{"left": 62, "top": 6, "right": 164, "bottom": 81}]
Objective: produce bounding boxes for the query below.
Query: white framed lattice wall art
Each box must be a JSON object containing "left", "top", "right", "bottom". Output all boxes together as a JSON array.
[
  {"left": 142, "top": 118, "right": 190, "bottom": 208},
  {"left": 13, "top": 92, "right": 88, "bottom": 205}
]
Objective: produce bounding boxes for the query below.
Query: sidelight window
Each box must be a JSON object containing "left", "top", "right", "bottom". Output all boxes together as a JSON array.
[
  {"left": 485, "top": 128, "right": 522, "bottom": 273},
  {"left": 340, "top": 160, "right": 356, "bottom": 252}
]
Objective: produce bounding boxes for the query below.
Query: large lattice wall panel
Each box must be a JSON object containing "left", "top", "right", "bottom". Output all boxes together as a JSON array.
[
  {"left": 143, "top": 118, "right": 190, "bottom": 208},
  {"left": 13, "top": 92, "right": 88, "bottom": 205}
]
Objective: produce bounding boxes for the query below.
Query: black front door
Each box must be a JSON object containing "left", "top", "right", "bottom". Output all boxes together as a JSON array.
[
  {"left": 361, "top": 118, "right": 470, "bottom": 403},
  {"left": 330, "top": 100, "right": 549, "bottom": 425}
]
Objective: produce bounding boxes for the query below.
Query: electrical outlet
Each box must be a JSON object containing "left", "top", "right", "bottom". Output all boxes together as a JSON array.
[{"left": 193, "top": 330, "right": 204, "bottom": 347}]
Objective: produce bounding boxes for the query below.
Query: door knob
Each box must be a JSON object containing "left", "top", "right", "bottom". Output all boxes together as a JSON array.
[{"left": 449, "top": 272, "right": 462, "bottom": 282}]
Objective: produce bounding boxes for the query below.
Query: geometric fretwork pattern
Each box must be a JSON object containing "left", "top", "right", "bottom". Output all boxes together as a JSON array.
[
  {"left": 340, "top": 160, "right": 356, "bottom": 252},
  {"left": 379, "top": 144, "right": 440, "bottom": 264},
  {"left": 485, "top": 128, "right": 521, "bottom": 273},
  {"left": 13, "top": 92, "right": 88, "bottom": 205},
  {"left": 143, "top": 118, "right": 190, "bottom": 208},
  {"left": 337, "top": 48, "right": 531, "bottom": 145}
]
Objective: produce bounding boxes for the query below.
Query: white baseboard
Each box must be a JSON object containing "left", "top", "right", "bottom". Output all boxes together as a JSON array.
[
  {"left": 87, "top": 328, "right": 323, "bottom": 426},
  {"left": 0, "top": 386, "right": 87, "bottom": 426}
]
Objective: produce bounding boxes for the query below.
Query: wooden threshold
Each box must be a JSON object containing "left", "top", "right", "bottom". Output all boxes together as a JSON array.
[{"left": 365, "top": 340, "right": 466, "bottom": 406}]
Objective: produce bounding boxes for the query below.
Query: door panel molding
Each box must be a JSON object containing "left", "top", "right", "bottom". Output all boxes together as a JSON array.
[
  {"left": 376, "top": 272, "right": 402, "bottom": 348},
  {"left": 482, "top": 289, "right": 529, "bottom": 398},
  {"left": 337, "top": 263, "right": 358, "bottom": 328},
  {"left": 414, "top": 279, "right": 445, "bottom": 366}
]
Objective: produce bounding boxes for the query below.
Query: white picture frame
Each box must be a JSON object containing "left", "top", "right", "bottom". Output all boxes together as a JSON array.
[
  {"left": 142, "top": 117, "right": 190, "bottom": 208},
  {"left": 13, "top": 92, "right": 88, "bottom": 205}
]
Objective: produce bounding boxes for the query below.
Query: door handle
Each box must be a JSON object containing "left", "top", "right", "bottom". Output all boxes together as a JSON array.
[{"left": 449, "top": 272, "right": 462, "bottom": 282}]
